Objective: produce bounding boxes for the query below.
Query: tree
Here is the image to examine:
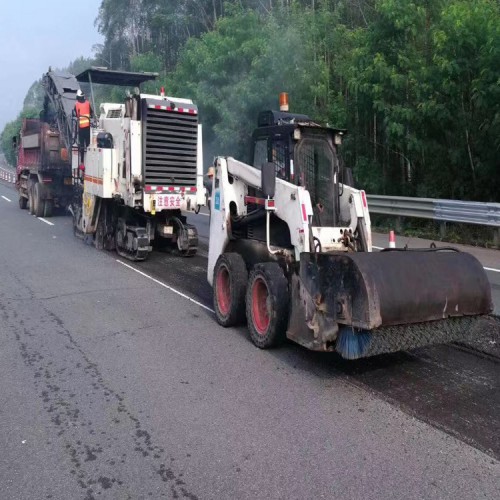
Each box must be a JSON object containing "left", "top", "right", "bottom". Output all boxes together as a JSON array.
[
  {"left": 431, "top": 0, "right": 500, "bottom": 200},
  {"left": 2, "top": 0, "right": 498, "bottom": 201}
]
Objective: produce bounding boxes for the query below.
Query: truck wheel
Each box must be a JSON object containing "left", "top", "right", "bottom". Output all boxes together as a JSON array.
[
  {"left": 28, "top": 186, "right": 35, "bottom": 215},
  {"left": 43, "top": 200, "right": 54, "bottom": 218},
  {"left": 213, "top": 253, "right": 248, "bottom": 327},
  {"left": 246, "top": 262, "right": 289, "bottom": 349},
  {"left": 72, "top": 204, "right": 83, "bottom": 238},
  {"left": 33, "top": 183, "right": 45, "bottom": 217},
  {"left": 19, "top": 196, "right": 27, "bottom": 209}
]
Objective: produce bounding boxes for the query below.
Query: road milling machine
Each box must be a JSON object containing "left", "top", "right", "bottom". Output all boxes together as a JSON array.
[
  {"left": 71, "top": 68, "right": 205, "bottom": 260},
  {"left": 207, "top": 94, "right": 494, "bottom": 359}
]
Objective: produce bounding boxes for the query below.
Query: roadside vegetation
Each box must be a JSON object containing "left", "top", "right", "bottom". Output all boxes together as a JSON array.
[{"left": 2, "top": 0, "right": 499, "bottom": 205}]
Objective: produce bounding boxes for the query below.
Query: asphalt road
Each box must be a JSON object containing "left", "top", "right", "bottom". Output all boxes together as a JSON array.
[{"left": 0, "top": 182, "right": 499, "bottom": 500}]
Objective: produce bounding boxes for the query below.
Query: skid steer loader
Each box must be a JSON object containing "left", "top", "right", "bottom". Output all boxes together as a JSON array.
[{"left": 206, "top": 95, "right": 493, "bottom": 359}]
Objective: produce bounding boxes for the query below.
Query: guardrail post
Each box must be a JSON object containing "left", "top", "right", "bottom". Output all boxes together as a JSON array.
[
  {"left": 494, "top": 228, "right": 500, "bottom": 248},
  {"left": 395, "top": 216, "right": 402, "bottom": 232},
  {"left": 439, "top": 221, "right": 447, "bottom": 239}
]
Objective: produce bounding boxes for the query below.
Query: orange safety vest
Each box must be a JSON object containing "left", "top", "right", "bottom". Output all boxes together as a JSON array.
[{"left": 75, "top": 100, "right": 91, "bottom": 128}]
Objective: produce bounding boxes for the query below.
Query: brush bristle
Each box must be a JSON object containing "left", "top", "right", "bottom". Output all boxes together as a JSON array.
[{"left": 336, "top": 327, "right": 372, "bottom": 360}]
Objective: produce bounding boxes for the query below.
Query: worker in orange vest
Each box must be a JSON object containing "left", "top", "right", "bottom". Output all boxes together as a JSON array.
[{"left": 74, "top": 89, "right": 93, "bottom": 166}]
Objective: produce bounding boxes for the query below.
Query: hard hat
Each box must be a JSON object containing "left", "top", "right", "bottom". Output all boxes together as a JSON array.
[
  {"left": 76, "top": 90, "right": 84, "bottom": 98},
  {"left": 206, "top": 166, "right": 215, "bottom": 178}
]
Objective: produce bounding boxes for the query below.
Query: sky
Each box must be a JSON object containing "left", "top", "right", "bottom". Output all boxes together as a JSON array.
[{"left": 0, "top": 0, "right": 103, "bottom": 131}]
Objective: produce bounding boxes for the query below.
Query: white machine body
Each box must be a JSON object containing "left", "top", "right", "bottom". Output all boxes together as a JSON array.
[{"left": 207, "top": 156, "right": 372, "bottom": 285}]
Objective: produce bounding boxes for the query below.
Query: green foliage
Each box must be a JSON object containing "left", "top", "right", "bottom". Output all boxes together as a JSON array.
[
  {"left": 168, "top": 3, "right": 356, "bottom": 163},
  {"left": 130, "top": 52, "right": 164, "bottom": 94},
  {"left": 167, "top": 7, "right": 272, "bottom": 161},
  {"left": 2, "top": 0, "right": 499, "bottom": 202},
  {"left": 347, "top": 0, "right": 499, "bottom": 200},
  {"left": 431, "top": 0, "right": 500, "bottom": 200}
]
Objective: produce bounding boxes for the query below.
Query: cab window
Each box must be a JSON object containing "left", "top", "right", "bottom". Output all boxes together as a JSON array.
[{"left": 253, "top": 138, "right": 268, "bottom": 170}]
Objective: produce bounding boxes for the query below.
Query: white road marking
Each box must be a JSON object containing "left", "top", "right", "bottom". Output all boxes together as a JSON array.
[
  {"left": 372, "top": 245, "right": 383, "bottom": 250},
  {"left": 116, "top": 259, "right": 215, "bottom": 313},
  {"left": 38, "top": 218, "right": 54, "bottom": 226},
  {"left": 1, "top": 196, "right": 11, "bottom": 202},
  {"left": 484, "top": 267, "right": 500, "bottom": 273}
]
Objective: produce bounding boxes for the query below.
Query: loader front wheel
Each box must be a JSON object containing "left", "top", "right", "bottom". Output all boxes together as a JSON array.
[
  {"left": 19, "top": 195, "right": 27, "bottom": 210},
  {"left": 213, "top": 253, "right": 247, "bottom": 327},
  {"left": 246, "top": 262, "right": 289, "bottom": 349}
]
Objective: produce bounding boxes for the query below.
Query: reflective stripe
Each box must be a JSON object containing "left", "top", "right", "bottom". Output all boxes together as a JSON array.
[
  {"left": 79, "top": 116, "right": 90, "bottom": 127},
  {"left": 149, "top": 104, "right": 197, "bottom": 114}
]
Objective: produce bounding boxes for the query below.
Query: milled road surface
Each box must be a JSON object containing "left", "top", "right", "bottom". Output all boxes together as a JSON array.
[
  {"left": 0, "top": 182, "right": 499, "bottom": 499},
  {"left": 137, "top": 212, "right": 500, "bottom": 462}
]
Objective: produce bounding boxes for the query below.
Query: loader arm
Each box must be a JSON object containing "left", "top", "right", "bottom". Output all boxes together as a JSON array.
[
  {"left": 208, "top": 156, "right": 372, "bottom": 281},
  {"left": 227, "top": 158, "right": 372, "bottom": 253}
]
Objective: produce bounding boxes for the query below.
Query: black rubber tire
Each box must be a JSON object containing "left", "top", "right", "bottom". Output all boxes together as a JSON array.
[
  {"left": 18, "top": 195, "right": 27, "bottom": 209},
  {"left": 94, "top": 218, "right": 105, "bottom": 250},
  {"left": 43, "top": 199, "right": 54, "bottom": 218},
  {"left": 28, "top": 186, "right": 35, "bottom": 215},
  {"left": 213, "top": 253, "right": 248, "bottom": 327},
  {"left": 72, "top": 204, "right": 82, "bottom": 237},
  {"left": 33, "top": 183, "right": 45, "bottom": 217},
  {"left": 246, "top": 262, "right": 289, "bottom": 349}
]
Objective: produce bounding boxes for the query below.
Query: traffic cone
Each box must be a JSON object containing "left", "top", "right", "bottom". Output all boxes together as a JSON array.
[{"left": 389, "top": 230, "right": 396, "bottom": 248}]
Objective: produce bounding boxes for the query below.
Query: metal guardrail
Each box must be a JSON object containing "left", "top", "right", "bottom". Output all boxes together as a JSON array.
[
  {"left": 367, "top": 194, "right": 500, "bottom": 228},
  {"left": 0, "top": 166, "right": 16, "bottom": 184},
  {"left": 435, "top": 200, "right": 500, "bottom": 227}
]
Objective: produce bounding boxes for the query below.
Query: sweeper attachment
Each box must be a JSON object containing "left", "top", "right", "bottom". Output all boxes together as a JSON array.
[
  {"left": 289, "top": 250, "right": 492, "bottom": 359},
  {"left": 206, "top": 97, "right": 494, "bottom": 359}
]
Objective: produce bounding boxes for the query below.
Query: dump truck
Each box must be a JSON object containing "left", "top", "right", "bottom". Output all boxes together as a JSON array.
[
  {"left": 71, "top": 68, "right": 205, "bottom": 260},
  {"left": 15, "top": 70, "right": 79, "bottom": 216},
  {"left": 206, "top": 94, "right": 493, "bottom": 359}
]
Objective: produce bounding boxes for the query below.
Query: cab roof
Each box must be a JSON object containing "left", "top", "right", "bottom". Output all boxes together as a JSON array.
[{"left": 76, "top": 67, "right": 158, "bottom": 87}]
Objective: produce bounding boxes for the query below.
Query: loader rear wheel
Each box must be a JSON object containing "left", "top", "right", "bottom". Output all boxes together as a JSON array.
[
  {"left": 19, "top": 195, "right": 27, "bottom": 209},
  {"left": 213, "top": 253, "right": 248, "bottom": 327},
  {"left": 246, "top": 262, "right": 289, "bottom": 349}
]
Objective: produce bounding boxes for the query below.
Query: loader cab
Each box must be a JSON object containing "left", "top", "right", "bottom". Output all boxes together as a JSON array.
[
  {"left": 251, "top": 110, "right": 347, "bottom": 226},
  {"left": 252, "top": 110, "right": 310, "bottom": 182}
]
